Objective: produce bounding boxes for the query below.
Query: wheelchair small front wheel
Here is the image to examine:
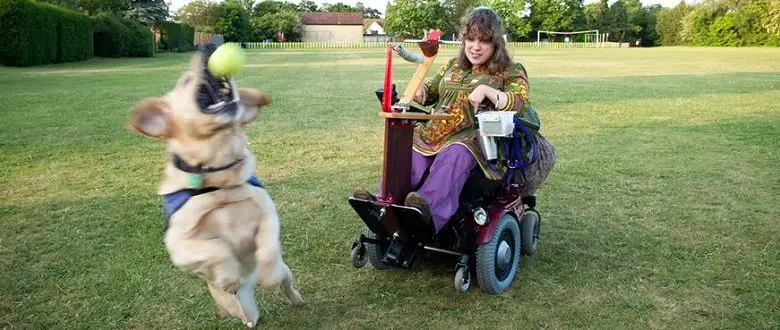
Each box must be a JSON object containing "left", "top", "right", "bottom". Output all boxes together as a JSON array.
[
  {"left": 351, "top": 244, "right": 367, "bottom": 268},
  {"left": 454, "top": 266, "right": 470, "bottom": 293},
  {"left": 521, "top": 210, "right": 540, "bottom": 256},
  {"left": 364, "top": 228, "right": 392, "bottom": 270}
]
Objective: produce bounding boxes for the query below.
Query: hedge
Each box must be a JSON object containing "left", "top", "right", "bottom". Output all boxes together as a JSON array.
[
  {"left": 0, "top": 0, "right": 91, "bottom": 66},
  {"left": 56, "top": 9, "right": 93, "bottom": 63},
  {"left": 156, "top": 21, "right": 195, "bottom": 52},
  {"left": 119, "top": 19, "right": 154, "bottom": 57},
  {"left": 92, "top": 14, "right": 154, "bottom": 58},
  {"left": 92, "top": 14, "right": 129, "bottom": 57}
]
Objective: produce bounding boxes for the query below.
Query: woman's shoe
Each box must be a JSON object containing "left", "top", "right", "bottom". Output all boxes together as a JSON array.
[
  {"left": 352, "top": 187, "right": 377, "bottom": 201},
  {"left": 404, "top": 191, "right": 432, "bottom": 226}
]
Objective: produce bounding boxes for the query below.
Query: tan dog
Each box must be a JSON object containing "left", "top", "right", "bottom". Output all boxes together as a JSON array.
[{"left": 128, "top": 50, "right": 303, "bottom": 327}]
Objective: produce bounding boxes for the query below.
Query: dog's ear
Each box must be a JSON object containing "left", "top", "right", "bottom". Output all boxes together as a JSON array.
[
  {"left": 238, "top": 87, "right": 271, "bottom": 125},
  {"left": 128, "top": 98, "right": 173, "bottom": 139}
]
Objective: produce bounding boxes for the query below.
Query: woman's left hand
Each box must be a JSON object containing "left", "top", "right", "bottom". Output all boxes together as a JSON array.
[{"left": 468, "top": 85, "right": 496, "bottom": 109}]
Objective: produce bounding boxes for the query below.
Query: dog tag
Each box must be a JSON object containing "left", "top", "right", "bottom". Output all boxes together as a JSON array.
[{"left": 188, "top": 174, "right": 203, "bottom": 188}]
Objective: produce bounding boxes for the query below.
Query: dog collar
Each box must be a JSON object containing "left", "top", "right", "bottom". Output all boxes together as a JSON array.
[{"left": 172, "top": 154, "right": 244, "bottom": 188}]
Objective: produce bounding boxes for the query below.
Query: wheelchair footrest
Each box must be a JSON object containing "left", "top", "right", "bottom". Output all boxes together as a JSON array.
[
  {"left": 390, "top": 204, "right": 434, "bottom": 242},
  {"left": 348, "top": 197, "right": 390, "bottom": 237}
]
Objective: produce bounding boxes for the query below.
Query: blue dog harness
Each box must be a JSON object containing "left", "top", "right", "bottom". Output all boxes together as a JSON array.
[{"left": 162, "top": 175, "right": 264, "bottom": 230}]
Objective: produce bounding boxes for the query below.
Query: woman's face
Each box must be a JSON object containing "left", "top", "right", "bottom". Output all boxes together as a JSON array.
[{"left": 464, "top": 36, "right": 494, "bottom": 68}]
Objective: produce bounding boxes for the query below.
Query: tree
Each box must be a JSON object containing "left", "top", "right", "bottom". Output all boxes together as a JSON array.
[
  {"left": 384, "top": 0, "right": 450, "bottom": 38},
  {"left": 250, "top": 0, "right": 303, "bottom": 41},
  {"left": 680, "top": 4, "right": 718, "bottom": 45},
  {"left": 442, "top": 0, "right": 476, "bottom": 34},
  {"left": 597, "top": 0, "right": 609, "bottom": 31},
  {"left": 297, "top": 0, "right": 318, "bottom": 11},
  {"left": 657, "top": 1, "right": 690, "bottom": 45},
  {"left": 478, "top": 0, "right": 532, "bottom": 40},
  {"left": 585, "top": 3, "right": 601, "bottom": 29},
  {"left": 215, "top": 0, "right": 250, "bottom": 41},
  {"left": 253, "top": 0, "right": 297, "bottom": 15},
  {"left": 252, "top": 9, "right": 302, "bottom": 41},
  {"left": 38, "top": 0, "right": 82, "bottom": 11},
  {"left": 732, "top": 0, "right": 772, "bottom": 45},
  {"left": 606, "top": 0, "right": 628, "bottom": 41},
  {"left": 325, "top": 2, "right": 360, "bottom": 12},
  {"left": 635, "top": 5, "right": 660, "bottom": 46},
  {"left": 708, "top": 12, "right": 741, "bottom": 45},
  {"left": 769, "top": 0, "right": 780, "bottom": 34},
  {"left": 622, "top": 0, "right": 644, "bottom": 40},
  {"left": 76, "top": 0, "right": 132, "bottom": 15},
  {"left": 529, "top": 0, "right": 585, "bottom": 35},
  {"left": 178, "top": 0, "right": 224, "bottom": 32},
  {"left": 768, "top": 0, "right": 780, "bottom": 44},
  {"left": 364, "top": 8, "right": 382, "bottom": 18},
  {"left": 237, "top": 0, "right": 254, "bottom": 11},
  {"left": 353, "top": 0, "right": 383, "bottom": 18},
  {"left": 124, "top": 0, "right": 169, "bottom": 24}
]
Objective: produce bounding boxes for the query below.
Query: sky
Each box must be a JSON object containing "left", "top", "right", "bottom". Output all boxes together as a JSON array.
[{"left": 168, "top": 0, "right": 692, "bottom": 16}]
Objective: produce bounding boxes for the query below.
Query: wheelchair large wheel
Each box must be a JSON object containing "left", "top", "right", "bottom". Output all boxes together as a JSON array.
[
  {"left": 364, "top": 228, "right": 392, "bottom": 270},
  {"left": 521, "top": 210, "right": 540, "bottom": 256},
  {"left": 475, "top": 213, "right": 521, "bottom": 294}
]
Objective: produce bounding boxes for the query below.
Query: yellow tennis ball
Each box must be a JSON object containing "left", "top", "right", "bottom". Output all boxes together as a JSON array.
[{"left": 208, "top": 43, "right": 245, "bottom": 77}]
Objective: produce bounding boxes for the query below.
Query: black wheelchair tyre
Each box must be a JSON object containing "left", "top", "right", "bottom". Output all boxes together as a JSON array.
[
  {"left": 475, "top": 213, "right": 522, "bottom": 294},
  {"left": 521, "top": 210, "right": 540, "bottom": 256},
  {"left": 364, "top": 228, "right": 392, "bottom": 270}
]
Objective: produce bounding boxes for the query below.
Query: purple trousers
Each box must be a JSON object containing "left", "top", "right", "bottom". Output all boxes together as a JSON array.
[{"left": 378, "top": 144, "right": 477, "bottom": 233}]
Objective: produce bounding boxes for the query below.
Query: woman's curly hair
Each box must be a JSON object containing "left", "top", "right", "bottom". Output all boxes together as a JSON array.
[{"left": 457, "top": 7, "right": 512, "bottom": 75}]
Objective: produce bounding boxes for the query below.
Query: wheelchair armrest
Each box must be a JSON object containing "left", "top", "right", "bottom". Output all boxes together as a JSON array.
[{"left": 407, "top": 100, "right": 432, "bottom": 114}]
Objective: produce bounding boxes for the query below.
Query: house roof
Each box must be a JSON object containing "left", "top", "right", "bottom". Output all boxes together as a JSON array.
[
  {"left": 299, "top": 12, "right": 363, "bottom": 25},
  {"left": 363, "top": 18, "right": 384, "bottom": 30}
]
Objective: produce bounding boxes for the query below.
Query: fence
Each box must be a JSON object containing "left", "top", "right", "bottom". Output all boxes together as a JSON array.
[
  {"left": 195, "top": 32, "right": 223, "bottom": 45},
  {"left": 234, "top": 41, "right": 622, "bottom": 50}
]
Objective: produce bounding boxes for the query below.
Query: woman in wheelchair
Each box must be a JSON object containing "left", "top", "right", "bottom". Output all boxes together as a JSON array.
[{"left": 354, "top": 7, "right": 556, "bottom": 235}]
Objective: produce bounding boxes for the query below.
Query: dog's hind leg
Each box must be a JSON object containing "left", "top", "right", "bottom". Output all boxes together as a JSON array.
[
  {"left": 278, "top": 261, "right": 304, "bottom": 305},
  {"left": 255, "top": 252, "right": 303, "bottom": 305}
]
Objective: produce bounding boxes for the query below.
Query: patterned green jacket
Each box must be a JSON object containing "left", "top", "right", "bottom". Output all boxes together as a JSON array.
[{"left": 412, "top": 57, "right": 541, "bottom": 180}]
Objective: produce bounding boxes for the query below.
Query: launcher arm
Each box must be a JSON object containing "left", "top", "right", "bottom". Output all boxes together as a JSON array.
[{"left": 397, "top": 30, "right": 441, "bottom": 107}]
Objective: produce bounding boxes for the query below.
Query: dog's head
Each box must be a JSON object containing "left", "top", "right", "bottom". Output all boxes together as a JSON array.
[{"left": 128, "top": 44, "right": 270, "bottom": 189}]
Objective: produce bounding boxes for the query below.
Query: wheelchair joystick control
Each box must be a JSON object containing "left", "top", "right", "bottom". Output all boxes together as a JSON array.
[
  {"left": 478, "top": 135, "right": 499, "bottom": 162},
  {"left": 476, "top": 110, "right": 516, "bottom": 164}
]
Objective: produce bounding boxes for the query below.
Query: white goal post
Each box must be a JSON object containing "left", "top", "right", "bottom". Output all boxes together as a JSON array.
[{"left": 536, "top": 30, "right": 608, "bottom": 48}]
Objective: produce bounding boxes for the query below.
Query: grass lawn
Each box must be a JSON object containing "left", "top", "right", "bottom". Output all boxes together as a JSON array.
[{"left": 1, "top": 47, "right": 778, "bottom": 329}]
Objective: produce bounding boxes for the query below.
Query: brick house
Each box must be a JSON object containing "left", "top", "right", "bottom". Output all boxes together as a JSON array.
[{"left": 299, "top": 12, "right": 364, "bottom": 42}]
